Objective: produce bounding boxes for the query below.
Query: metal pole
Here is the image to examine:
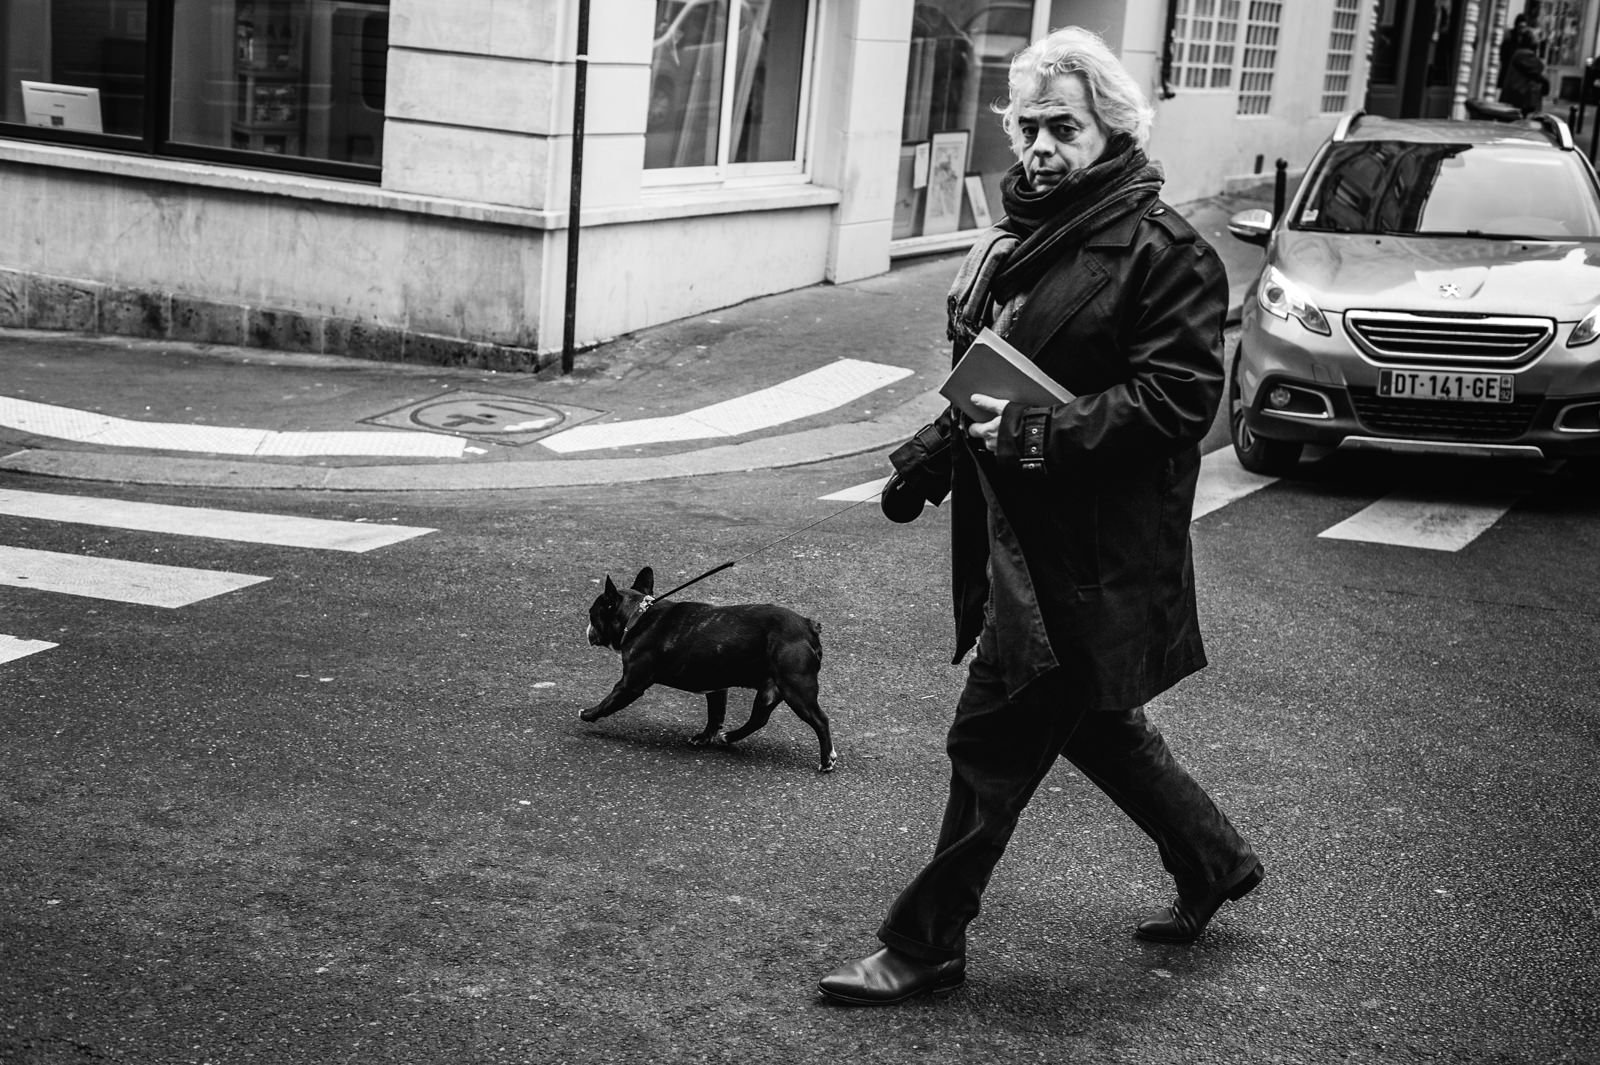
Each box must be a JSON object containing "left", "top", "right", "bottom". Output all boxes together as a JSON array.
[
  {"left": 1592, "top": 69, "right": 1600, "bottom": 161},
  {"left": 1273, "top": 158, "right": 1287, "bottom": 223},
  {"left": 561, "top": 0, "right": 592, "bottom": 375}
]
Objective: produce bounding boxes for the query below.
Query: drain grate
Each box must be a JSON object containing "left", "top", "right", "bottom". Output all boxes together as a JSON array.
[{"left": 363, "top": 390, "right": 605, "bottom": 447}]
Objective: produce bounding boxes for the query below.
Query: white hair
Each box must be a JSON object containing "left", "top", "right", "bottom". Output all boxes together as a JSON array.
[{"left": 1001, "top": 26, "right": 1154, "bottom": 153}]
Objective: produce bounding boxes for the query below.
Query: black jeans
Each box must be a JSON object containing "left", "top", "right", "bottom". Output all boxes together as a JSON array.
[{"left": 877, "top": 624, "right": 1257, "bottom": 963}]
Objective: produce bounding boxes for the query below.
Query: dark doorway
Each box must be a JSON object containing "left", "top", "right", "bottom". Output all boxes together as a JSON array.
[{"left": 1366, "top": 0, "right": 1468, "bottom": 117}]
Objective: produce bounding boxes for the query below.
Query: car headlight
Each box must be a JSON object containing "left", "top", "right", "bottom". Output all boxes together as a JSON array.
[
  {"left": 1568, "top": 305, "right": 1600, "bottom": 347},
  {"left": 1258, "top": 266, "right": 1331, "bottom": 336}
]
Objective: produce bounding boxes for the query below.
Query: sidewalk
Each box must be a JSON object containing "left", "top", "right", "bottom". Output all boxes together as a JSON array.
[{"left": 0, "top": 191, "right": 1269, "bottom": 492}]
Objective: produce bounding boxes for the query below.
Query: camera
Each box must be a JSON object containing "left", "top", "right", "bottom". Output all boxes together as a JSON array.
[{"left": 881, "top": 410, "right": 956, "bottom": 523}]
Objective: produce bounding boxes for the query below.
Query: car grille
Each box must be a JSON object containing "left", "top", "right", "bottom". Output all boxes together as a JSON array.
[
  {"left": 1344, "top": 311, "right": 1553, "bottom": 368},
  {"left": 1349, "top": 390, "right": 1541, "bottom": 440}
]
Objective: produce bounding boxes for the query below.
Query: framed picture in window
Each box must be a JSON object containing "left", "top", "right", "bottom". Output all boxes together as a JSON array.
[
  {"left": 893, "top": 143, "right": 924, "bottom": 240},
  {"left": 964, "top": 174, "right": 993, "bottom": 229},
  {"left": 922, "top": 130, "right": 969, "bottom": 236}
]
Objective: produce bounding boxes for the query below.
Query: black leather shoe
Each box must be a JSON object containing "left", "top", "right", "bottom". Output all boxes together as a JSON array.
[
  {"left": 817, "top": 946, "right": 966, "bottom": 1006},
  {"left": 1135, "top": 860, "right": 1264, "bottom": 944}
]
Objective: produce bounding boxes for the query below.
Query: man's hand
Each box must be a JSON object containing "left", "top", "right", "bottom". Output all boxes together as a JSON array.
[{"left": 967, "top": 394, "right": 1006, "bottom": 453}]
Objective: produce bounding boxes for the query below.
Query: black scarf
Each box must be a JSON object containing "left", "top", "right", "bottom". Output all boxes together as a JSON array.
[
  {"left": 993, "top": 132, "right": 1164, "bottom": 300},
  {"left": 947, "top": 134, "right": 1163, "bottom": 346}
]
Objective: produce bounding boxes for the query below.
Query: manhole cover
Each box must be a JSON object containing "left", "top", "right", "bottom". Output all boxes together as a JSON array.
[{"left": 365, "top": 390, "right": 604, "bottom": 447}]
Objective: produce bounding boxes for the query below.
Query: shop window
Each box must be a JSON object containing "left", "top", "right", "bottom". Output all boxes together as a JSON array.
[
  {"left": 1320, "top": 0, "right": 1361, "bottom": 113},
  {"left": 1537, "top": 1, "right": 1582, "bottom": 69},
  {"left": 646, "top": 0, "right": 814, "bottom": 179},
  {"left": 894, "top": 1, "right": 1039, "bottom": 242},
  {"left": 0, "top": 0, "right": 388, "bottom": 179}
]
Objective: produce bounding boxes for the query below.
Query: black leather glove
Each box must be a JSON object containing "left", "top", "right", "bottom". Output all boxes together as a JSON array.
[{"left": 881, "top": 410, "right": 955, "bottom": 523}]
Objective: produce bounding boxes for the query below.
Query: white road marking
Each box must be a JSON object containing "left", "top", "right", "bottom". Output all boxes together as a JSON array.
[
  {"left": 0, "top": 546, "right": 269, "bottom": 607},
  {"left": 1318, "top": 494, "right": 1516, "bottom": 552},
  {"left": 0, "top": 489, "right": 434, "bottom": 552},
  {"left": 0, "top": 396, "right": 466, "bottom": 458},
  {"left": 540, "top": 359, "right": 914, "bottom": 454},
  {"left": 0, "top": 634, "right": 56, "bottom": 664},
  {"left": 821, "top": 476, "right": 890, "bottom": 502},
  {"left": 820, "top": 451, "right": 1276, "bottom": 518},
  {"left": 1193, "top": 448, "right": 1278, "bottom": 520}
]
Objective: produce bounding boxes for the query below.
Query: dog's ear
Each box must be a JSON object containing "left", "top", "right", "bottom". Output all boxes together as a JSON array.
[
  {"left": 632, "top": 566, "right": 655, "bottom": 595},
  {"left": 603, "top": 575, "right": 618, "bottom": 598}
]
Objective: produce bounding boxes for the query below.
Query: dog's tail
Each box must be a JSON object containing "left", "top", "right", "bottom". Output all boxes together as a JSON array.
[{"left": 805, "top": 618, "right": 823, "bottom": 663}]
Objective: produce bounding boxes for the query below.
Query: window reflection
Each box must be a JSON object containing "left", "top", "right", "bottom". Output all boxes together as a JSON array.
[
  {"left": 169, "top": 0, "right": 388, "bottom": 164},
  {"left": 0, "top": 0, "right": 149, "bottom": 137},
  {"left": 646, "top": 0, "right": 810, "bottom": 171},
  {"left": 1295, "top": 141, "right": 1600, "bottom": 239}
]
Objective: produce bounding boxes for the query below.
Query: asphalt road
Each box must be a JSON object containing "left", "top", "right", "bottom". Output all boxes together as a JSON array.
[{"left": 3, "top": 436, "right": 1598, "bottom": 1063}]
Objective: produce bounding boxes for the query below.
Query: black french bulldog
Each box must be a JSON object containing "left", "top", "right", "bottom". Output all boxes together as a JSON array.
[{"left": 583, "top": 566, "right": 838, "bottom": 773}]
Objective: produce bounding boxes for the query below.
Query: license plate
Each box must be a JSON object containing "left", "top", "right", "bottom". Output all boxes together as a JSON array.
[{"left": 1378, "top": 370, "right": 1515, "bottom": 403}]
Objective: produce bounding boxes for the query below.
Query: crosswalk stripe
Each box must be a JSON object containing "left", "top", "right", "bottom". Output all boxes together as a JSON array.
[
  {"left": 0, "top": 546, "right": 269, "bottom": 607},
  {"left": 0, "top": 489, "right": 435, "bottom": 552},
  {"left": 1318, "top": 493, "right": 1517, "bottom": 552},
  {"left": 819, "top": 451, "right": 1275, "bottom": 517},
  {"left": 0, "top": 634, "right": 56, "bottom": 664},
  {"left": 821, "top": 476, "right": 889, "bottom": 503},
  {"left": 1193, "top": 448, "right": 1277, "bottom": 520},
  {"left": 541, "top": 359, "right": 914, "bottom": 454},
  {"left": 0, "top": 396, "right": 466, "bottom": 458}
]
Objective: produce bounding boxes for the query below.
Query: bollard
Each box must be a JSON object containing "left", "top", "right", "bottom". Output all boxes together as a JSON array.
[{"left": 1273, "top": 158, "right": 1287, "bottom": 224}]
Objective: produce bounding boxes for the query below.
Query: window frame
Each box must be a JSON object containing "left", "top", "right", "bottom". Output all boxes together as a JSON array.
[
  {"left": 0, "top": 0, "right": 384, "bottom": 183},
  {"left": 1320, "top": 0, "right": 1361, "bottom": 114},
  {"left": 641, "top": 0, "right": 820, "bottom": 190},
  {"left": 1236, "top": 0, "right": 1283, "bottom": 117},
  {"left": 1171, "top": 0, "right": 1243, "bottom": 93},
  {"left": 1169, "top": 0, "right": 1285, "bottom": 116}
]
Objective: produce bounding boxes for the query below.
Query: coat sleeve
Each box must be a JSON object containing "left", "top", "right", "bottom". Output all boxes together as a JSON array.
[{"left": 994, "top": 232, "right": 1227, "bottom": 471}]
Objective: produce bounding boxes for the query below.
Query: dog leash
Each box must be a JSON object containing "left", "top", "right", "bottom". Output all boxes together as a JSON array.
[
  {"left": 616, "top": 489, "right": 882, "bottom": 645},
  {"left": 652, "top": 490, "right": 883, "bottom": 603}
]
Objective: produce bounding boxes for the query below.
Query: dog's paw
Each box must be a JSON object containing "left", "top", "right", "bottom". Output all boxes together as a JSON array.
[
  {"left": 689, "top": 729, "right": 727, "bottom": 747},
  {"left": 579, "top": 707, "right": 604, "bottom": 723},
  {"left": 818, "top": 750, "right": 838, "bottom": 773}
]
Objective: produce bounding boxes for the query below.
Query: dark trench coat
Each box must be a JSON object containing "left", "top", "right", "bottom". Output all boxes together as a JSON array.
[{"left": 949, "top": 196, "right": 1228, "bottom": 711}]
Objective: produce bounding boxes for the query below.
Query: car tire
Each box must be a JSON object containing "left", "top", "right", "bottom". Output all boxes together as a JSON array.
[{"left": 1229, "top": 353, "right": 1303, "bottom": 477}]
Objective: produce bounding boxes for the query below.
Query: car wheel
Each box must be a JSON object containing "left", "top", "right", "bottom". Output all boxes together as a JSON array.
[{"left": 1229, "top": 353, "right": 1303, "bottom": 477}]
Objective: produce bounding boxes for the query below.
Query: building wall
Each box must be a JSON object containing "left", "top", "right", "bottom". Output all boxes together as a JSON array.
[
  {"left": 0, "top": 0, "right": 901, "bottom": 365},
  {"left": 1072, "top": 0, "right": 1373, "bottom": 203},
  {"left": 0, "top": 0, "right": 1376, "bottom": 366},
  {"left": 0, "top": 148, "right": 550, "bottom": 365}
]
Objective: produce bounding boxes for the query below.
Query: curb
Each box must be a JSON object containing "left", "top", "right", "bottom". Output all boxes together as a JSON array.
[{"left": 0, "top": 389, "right": 947, "bottom": 492}]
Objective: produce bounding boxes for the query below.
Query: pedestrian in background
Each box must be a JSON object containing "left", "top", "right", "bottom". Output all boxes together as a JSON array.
[
  {"left": 1497, "top": 13, "right": 1529, "bottom": 90},
  {"left": 819, "top": 25, "right": 1262, "bottom": 1007},
  {"left": 1500, "top": 27, "right": 1550, "bottom": 117}
]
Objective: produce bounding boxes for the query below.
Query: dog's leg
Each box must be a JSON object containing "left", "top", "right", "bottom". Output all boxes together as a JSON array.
[
  {"left": 690, "top": 689, "right": 729, "bottom": 746},
  {"left": 580, "top": 680, "right": 647, "bottom": 722},
  {"left": 722, "top": 682, "right": 780, "bottom": 746},
  {"left": 777, "top": 674, "right": 837, "bottom": 773}
]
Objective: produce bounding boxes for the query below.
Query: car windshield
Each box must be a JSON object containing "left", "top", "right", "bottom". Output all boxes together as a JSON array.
[{"left": 1292, "top": 139, "right": 1600, "bottom": 240}]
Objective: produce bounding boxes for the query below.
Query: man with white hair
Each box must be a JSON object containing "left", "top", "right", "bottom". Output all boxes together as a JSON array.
[{"left": 819, "top": 26, "right": 1263, "bottom": 1006}]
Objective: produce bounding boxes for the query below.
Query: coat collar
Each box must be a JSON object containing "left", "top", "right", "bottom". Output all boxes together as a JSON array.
[{"left": 1084, "top": 201, "right": 1150, "bottom": 248}]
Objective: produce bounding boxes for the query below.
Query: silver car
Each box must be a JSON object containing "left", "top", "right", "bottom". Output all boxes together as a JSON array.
[{"left": 1226, "top": 112, "right": 1600, "bottom": 476}]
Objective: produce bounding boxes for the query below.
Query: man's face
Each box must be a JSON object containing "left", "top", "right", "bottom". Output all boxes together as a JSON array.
[{"left": 1015, "top": 73, "right": 1108, "bottom": 191}]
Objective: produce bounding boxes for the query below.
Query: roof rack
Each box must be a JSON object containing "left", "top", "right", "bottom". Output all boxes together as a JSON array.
[
  {"left": 1528, "top": 112, "right": 1574, "bottom": 150},
  {"left": 1331, "top": 110, "right": 1365, "bottom": 143}
]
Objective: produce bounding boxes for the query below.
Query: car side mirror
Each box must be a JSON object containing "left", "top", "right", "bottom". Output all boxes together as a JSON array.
[{"left": 1227, "top": 208, "right": 1274, "bottom": 247}]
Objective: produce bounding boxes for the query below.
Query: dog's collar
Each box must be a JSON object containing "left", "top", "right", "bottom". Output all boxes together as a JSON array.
[{"left": 618, "top": 594, "right": 656, "bottom": 646}]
